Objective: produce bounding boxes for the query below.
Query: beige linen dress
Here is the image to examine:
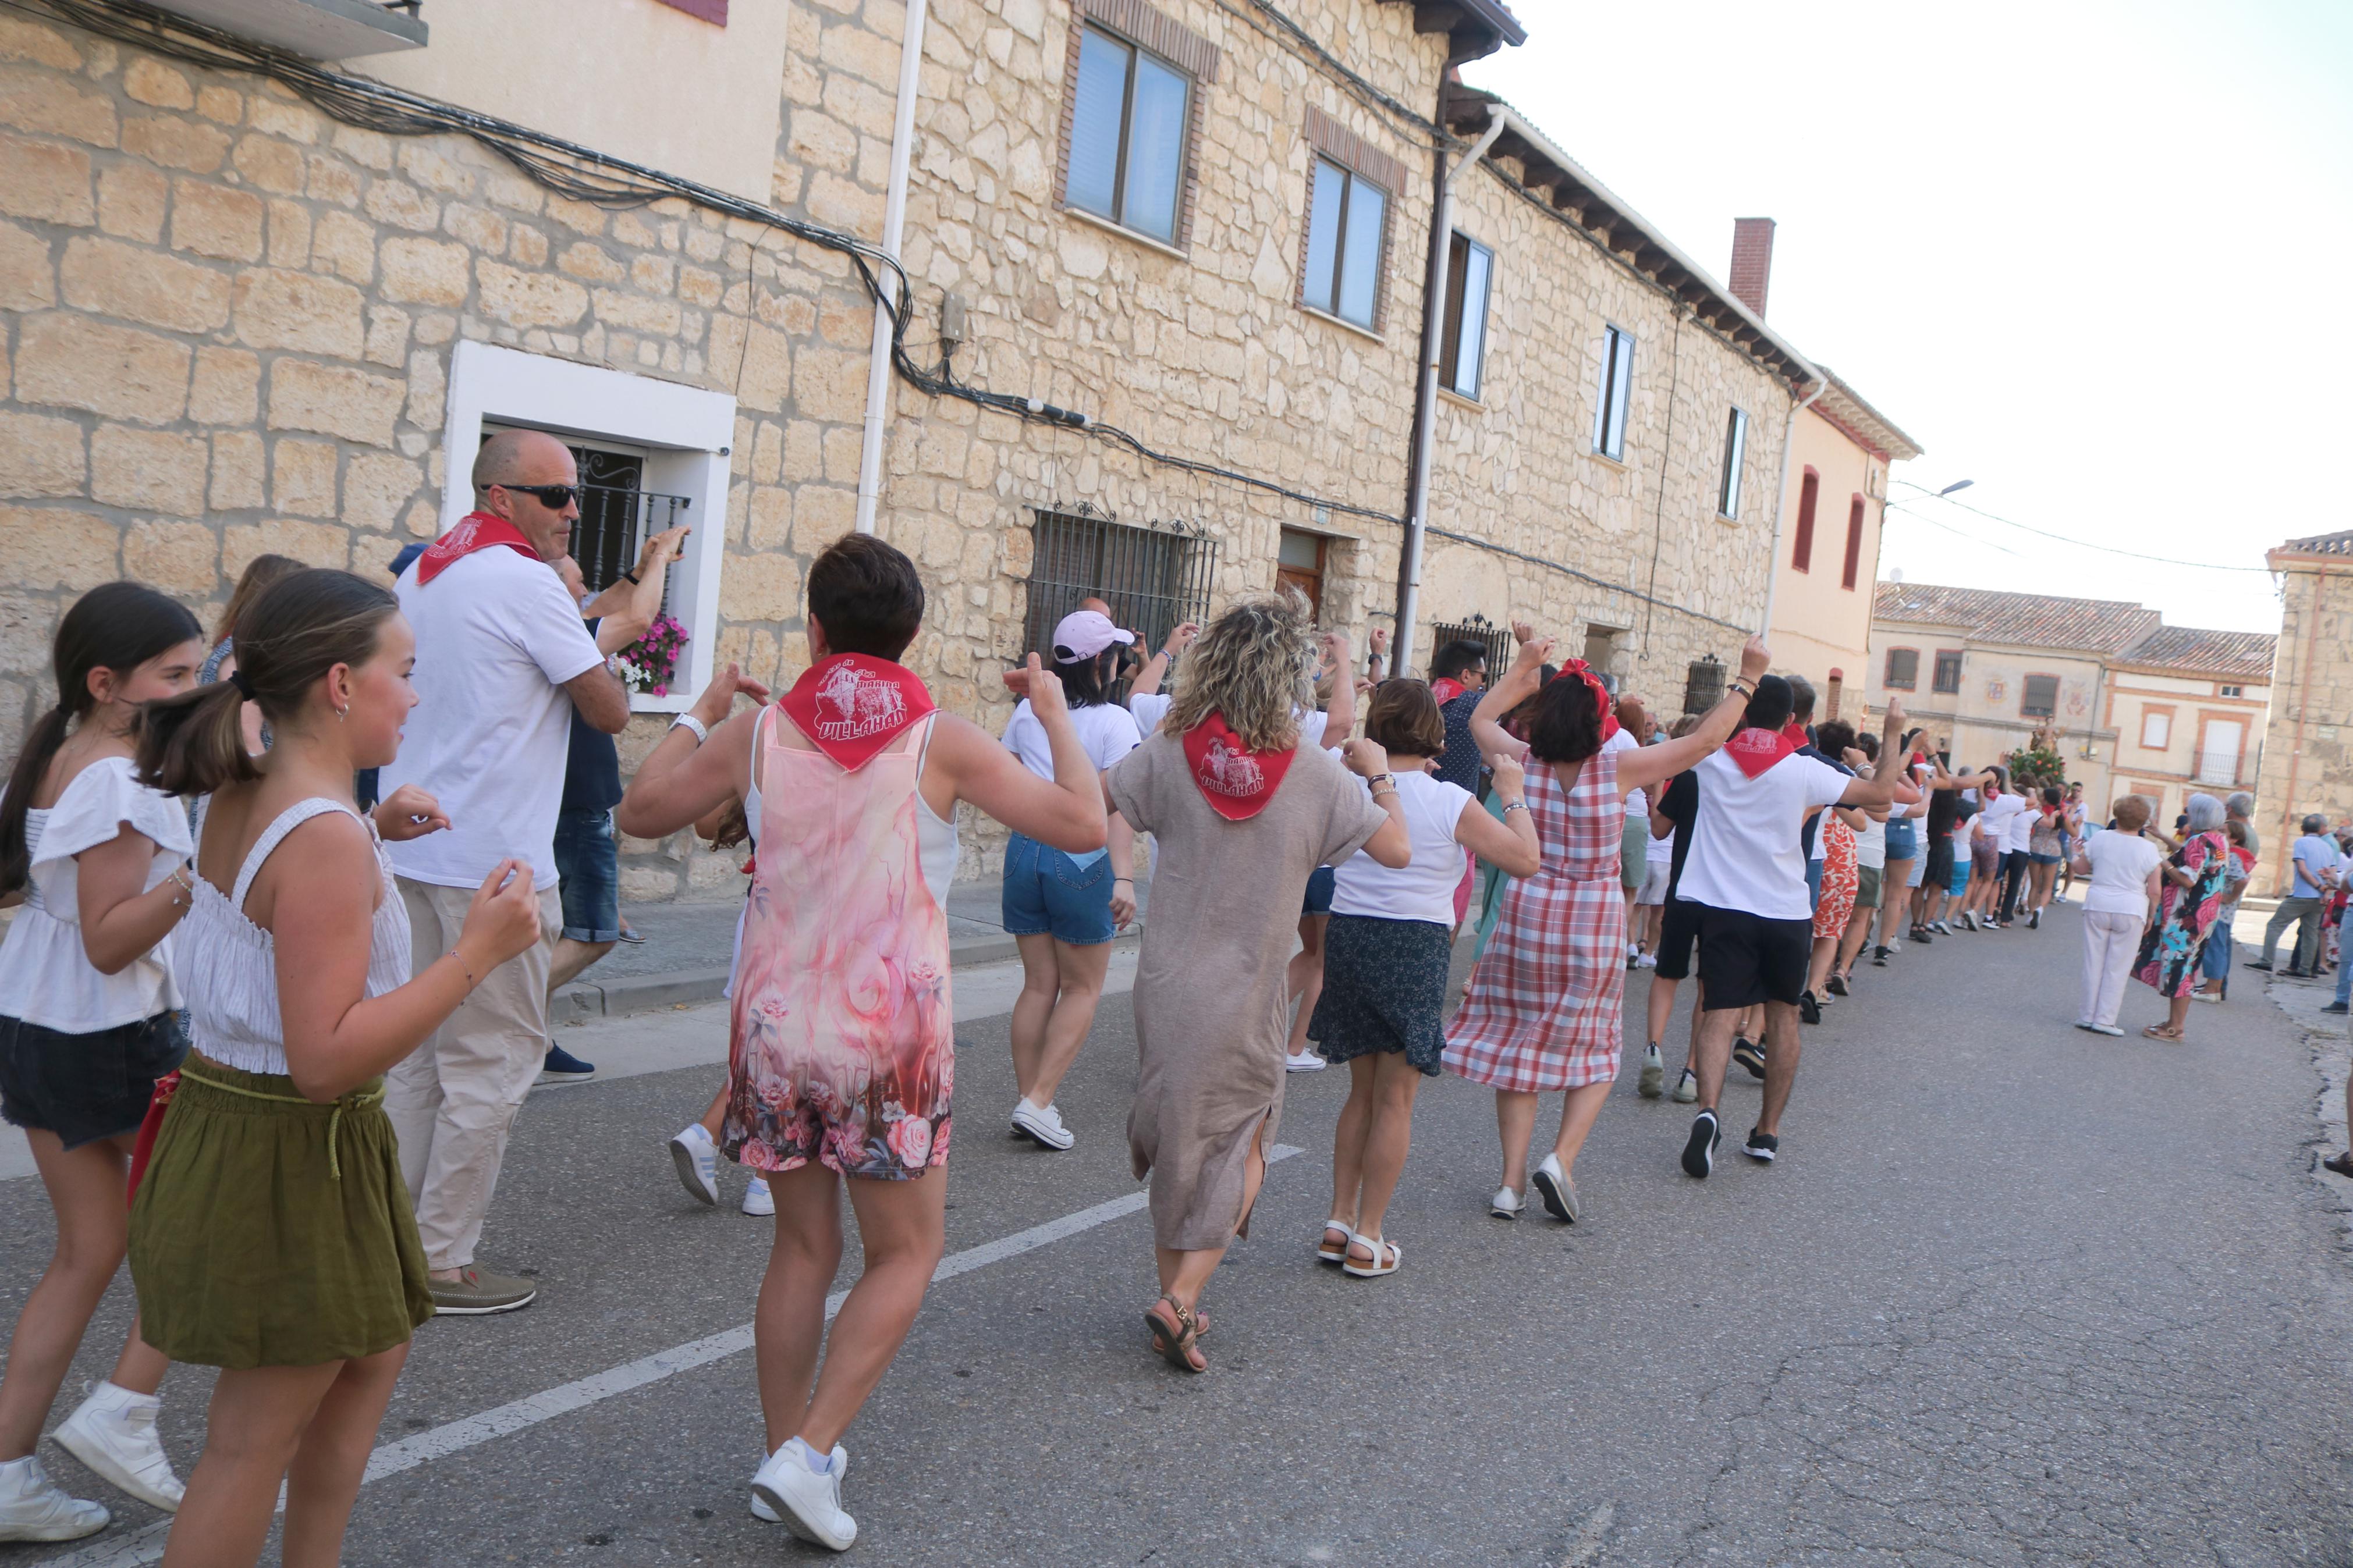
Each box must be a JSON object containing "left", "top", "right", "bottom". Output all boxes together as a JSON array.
[{"left": 1108, "top": 733, "right": 1387, "bottom": 1250}]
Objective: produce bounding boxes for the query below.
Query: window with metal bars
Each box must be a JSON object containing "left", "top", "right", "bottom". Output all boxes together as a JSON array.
[
  {"left": 484, "top": 428, "right": 690, "bottom": 614},
  {"left": 1427, "top": 614, "right": 1508, "bottom": 685},
  {"left": 1023, "top": 509, "right": 1218, "bottom": 677}
]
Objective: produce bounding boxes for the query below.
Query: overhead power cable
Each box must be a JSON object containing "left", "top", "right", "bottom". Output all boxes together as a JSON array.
[{"left": 1889, "top": 486, "right": 2270, "bottom": 574}]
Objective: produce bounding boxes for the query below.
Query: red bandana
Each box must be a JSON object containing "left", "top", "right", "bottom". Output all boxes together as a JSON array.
[
  {"left": 1781, "top": 721, "right": 1811, "bottom": 749},
  {"left": 779, "top": 654, "right": 936, "bottom": 772},
  {"left": 1181, "top": 712, "right": 1295, "bottom": 820},
  {"left": 1552, "top": 659, "right": 1621, "bottom": 744},
  {"left": 416, "top": 510, "right": 543, "bottom": 585},
  {"left": 1723, "top": 726, "right": 1797, "bottom": 780},
  {"left": 1431, "top": 677, "right": 1464, "bottom": 705}
]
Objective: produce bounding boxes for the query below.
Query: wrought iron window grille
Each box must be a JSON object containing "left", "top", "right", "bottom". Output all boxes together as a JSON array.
[
  {"left": 1426, "top": 613, "right": 1509, "bottom": 687},
  {"left": 563, "top": 445, "right": 688, "bottom": 616},
  {"left": 1023, "top": 508, "right": 1219, "bottom": 692}
]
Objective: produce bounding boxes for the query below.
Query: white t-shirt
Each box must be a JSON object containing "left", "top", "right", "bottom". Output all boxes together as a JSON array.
[
  {"left": 381, "top": 547, "right": 605, "bottom": 889},
  {"left": 1329, "top": 770, "right": 1471, "bottom": 925},
  {"left": 0, "top": 758, "right": 191, "bottom": 1031},
  {"left": 1854, "top": 812, "right": 1887, "bottom": 870},
  {"left": 1977, "top": 792, "right": 2027, "bottom": 855},
  {"left": 1126, "top": 692, "right": 1328, "bottom": 748},
  {"left": 1604, "top": 728, "right": 1646, "bottom": 819},
  {"left": 2082, "top": 829, "right": 2163, "bottom": 916},
  {"left": 2006, "top": 796, "right": 2037, "bottom": 852},
  {"left": 1002, "top": 699, "right": 1140, "bottom": 781},
  {"left": 1675, "top": 750, "right": 1855, "bottom": 922}
]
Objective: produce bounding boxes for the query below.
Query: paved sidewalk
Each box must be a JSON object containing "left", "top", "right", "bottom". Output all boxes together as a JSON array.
[{"left": 555, "top": 873, "right": 1151, "bottom": 1021}]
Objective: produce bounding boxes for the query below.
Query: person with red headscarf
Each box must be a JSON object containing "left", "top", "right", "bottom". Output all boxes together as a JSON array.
[{"left": 1445, "top": 627, "right": 1770, "bottom": 1226}]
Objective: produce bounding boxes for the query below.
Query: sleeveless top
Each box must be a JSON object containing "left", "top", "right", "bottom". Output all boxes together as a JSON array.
[
  {"left": 183, "top": 798, "right": 412, "bottom": 1077},
  {"left": 744, "top": 706, "right": 959, "bottom": 896}
]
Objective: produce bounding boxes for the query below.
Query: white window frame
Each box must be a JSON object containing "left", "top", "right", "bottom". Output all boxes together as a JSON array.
[
  {"left": 438, "top": 341, "right": 734, "bottom": 714},
  {"left": 1717, "top": 406, "right": 1748, "bottom": 518},
  {"left": 2141, "top": 709, "right": 2171, "bottom": 749},
  {"left": 1593, "top": 324, "right": 1634, "bottom": 460}
]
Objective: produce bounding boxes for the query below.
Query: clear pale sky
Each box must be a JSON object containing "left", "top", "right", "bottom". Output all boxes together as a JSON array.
[{"left": 1463, "top": 1, "right": 2352, "bottom": 635}]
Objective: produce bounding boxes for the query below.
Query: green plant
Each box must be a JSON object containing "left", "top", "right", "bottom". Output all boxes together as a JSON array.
[{"left": 2006, "top": 727, "right": 2065, "bottom": 791}]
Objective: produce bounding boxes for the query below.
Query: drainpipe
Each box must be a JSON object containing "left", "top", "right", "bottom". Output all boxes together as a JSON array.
[
  {"left": 1394, "top": 102, "right": 1505, "bottom": 678},
  {"left": 853, "top": 0, "right": 931, "bottom": 535},
  {"left": 1757, "top": 368, "right": 1829, "bottom": 638}
]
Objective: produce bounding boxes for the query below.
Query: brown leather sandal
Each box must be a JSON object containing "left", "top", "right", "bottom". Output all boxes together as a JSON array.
[{"left": 1143, "top": 1295, "right": 1206, "bottom": 1373}]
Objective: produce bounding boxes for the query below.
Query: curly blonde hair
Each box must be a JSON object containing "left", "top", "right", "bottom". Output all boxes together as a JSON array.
[{"left": 1165, "top": 590, "right": 1312, "bottom": 752}]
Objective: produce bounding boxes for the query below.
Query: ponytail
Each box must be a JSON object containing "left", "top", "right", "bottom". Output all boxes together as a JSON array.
[
  {"left": 135, "top": 681, "right": 258, "bottom": 799},
  {"left": 0, "top": 581, "right": 202, "bottom": 897}
]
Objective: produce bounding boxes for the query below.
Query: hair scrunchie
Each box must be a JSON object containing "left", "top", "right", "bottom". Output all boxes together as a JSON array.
[{"left": 228, "top": 670, "right": 255, "bottom": 699}]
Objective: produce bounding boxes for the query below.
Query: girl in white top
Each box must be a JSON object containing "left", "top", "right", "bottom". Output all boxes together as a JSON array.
[
  {"left": 1308, "top": 681, "right": 1540, "bottom": 1277},
  {"left": 0, "top": 584, "right": 205, "bottom": 1543},
  {"left": 126, "top": 568, "right": 542, "bottom": 1567}
]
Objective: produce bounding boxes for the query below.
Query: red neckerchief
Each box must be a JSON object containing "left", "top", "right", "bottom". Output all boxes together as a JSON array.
[
  {"left": 1723, "top": 725, "right": 1797, "bottom": 780},
  {"left": 778, "top": 653, "right": 936, "bottom": 772},
  {"left": 1781, "top": 721, "right": 1810, "bottom": 748},
  {"left": 416, "top": 510, "right": 542, "bottom": 585},
  {"left": 1552, "top": 659, "right": 1621, "bottom": 744},
  {"left": 1431, "top": 677, "right": 1464, "bottom": 705},
  {"left": 1181, "top": 712, "right": 1294, "bottom": 820}
]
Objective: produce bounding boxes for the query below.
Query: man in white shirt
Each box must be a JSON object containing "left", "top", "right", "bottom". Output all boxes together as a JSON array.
[
  {"left": 1971, "top": 771, "right": 2028, "bottom": 929},
  {"left": 1674, "top": 676, "right": 1908, "bottom": 1176},
  {"left": 381, "top": 428, "right": 630, "bottom": 1315},
  {"left": 2256, "top": 814, "right": 2344, "bottom": 977}
]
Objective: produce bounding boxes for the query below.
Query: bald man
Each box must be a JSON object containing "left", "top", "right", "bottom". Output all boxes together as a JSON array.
[{"left": 381, "top": 428, "right": 630, "bottom": 1315}]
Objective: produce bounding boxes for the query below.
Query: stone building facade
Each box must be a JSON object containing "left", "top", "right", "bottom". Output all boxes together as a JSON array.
[
  {"left": 2255, "top": 531, "right": 2353, "bottom": 895},
  {"left": 0, "top": 0, "right": 1825, "bottom": 898}
]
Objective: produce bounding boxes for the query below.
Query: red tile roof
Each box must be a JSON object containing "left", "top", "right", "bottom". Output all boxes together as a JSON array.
[
  {"left": 1872, "top": 582, "right": 2159, "bottom": 653},
  {"left": 2114, "top": 625, "right": 2277, "bottom": 680}
]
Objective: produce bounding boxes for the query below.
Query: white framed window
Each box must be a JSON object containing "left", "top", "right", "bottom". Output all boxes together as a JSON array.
[
  {"left": 1717, "top": 407, "right": 1749, "bottom": 517},
  {"left": 1593, "top": 324, "right": 1634, "bottom": 460},
  {"left": 438, "top": 341, "right": 734, "bottom": 714},
  {"left": 2220, "top": 683, "right": 2244, "bottom": 698},
  {"left": 1439, "top": 232, "right": 1492, "bottom": 398},
  {"left": 2141, "top": 709, "right": 2171, "bottom": 749},
  {"left": 1065, "top": 23, "right": 1192, "bottom": 246}
]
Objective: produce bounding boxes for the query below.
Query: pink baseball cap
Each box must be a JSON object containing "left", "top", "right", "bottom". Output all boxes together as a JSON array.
[{"left": 1052, "top": 609, "right": 1135, "bottom": 663}]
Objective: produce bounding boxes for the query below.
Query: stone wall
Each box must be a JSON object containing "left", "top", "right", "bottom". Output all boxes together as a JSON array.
[{"left": 2255, "top": 561, "right": 2353, "bottom": 895}]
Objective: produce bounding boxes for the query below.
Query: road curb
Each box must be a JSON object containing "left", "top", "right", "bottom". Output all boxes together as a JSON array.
[{"left": 553, "top": 927, "right": 1144, "bottom": 1023}]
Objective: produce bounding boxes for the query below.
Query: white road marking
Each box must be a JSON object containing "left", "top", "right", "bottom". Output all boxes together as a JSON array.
[{"left": 48, "top": 1146, "right": 1301, "bottom": 1567}]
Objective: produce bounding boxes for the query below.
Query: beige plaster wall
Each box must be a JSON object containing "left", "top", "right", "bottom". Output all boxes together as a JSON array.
[{"left": 1766, "top": 403, "right": 1883, "bottom": 698}]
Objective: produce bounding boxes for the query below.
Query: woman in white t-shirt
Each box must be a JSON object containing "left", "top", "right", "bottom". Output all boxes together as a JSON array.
[
  {"left": 998, "top": 611, "right": 1143, "bottom": 1152},
  {"left": 2071, "top": 795, "right": 2164, "bottom": 1034},
  {"left": 0, "top": 584, "right": 205, "bottom": 1539},
  {"left": 1308, "top": 682, "right": 1538, "bottom": 1277}
]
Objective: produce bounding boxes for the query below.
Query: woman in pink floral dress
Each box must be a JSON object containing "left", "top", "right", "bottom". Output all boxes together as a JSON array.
[
  {"left": 1445, "top": 627, "right": 1768, "bottom": 1225},
  {"left": 620, "top": 535, "right": 1106, "bottom": 1552}
]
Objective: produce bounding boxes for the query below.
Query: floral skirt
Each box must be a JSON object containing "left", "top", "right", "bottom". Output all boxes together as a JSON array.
[{"left": 1309, "top": 915, "right": 1450, "bottom": 1075}]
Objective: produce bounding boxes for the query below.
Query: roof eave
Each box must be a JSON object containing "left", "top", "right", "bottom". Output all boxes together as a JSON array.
[
  {"left": 1814, "top": 368, "right": 1923, "bottom": 462},
  {"left": 1382, "top": 0, "right": 1524, "bottom": 64}
]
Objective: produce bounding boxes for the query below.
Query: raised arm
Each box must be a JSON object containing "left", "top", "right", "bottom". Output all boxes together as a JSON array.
[
  {"left": 1468, "top": 628, "right": 1554, "bottom": 763},
  {"left": 1457, "top": 752, "right": 1539, "bottom": 878},
  {"left": 1618, "top": 635, "right": 1771, "bottom": 797},
  {"left": 935, "top": 656, "right": 1108, "bottom": 854},
  {"left": 1837, "top": 700, "right": 1910, "bottom": 809},
  {"left": 1315, "top": 630, "right": 1354, "bottom": 749},
  {"left": 1338, "top": 737, "right": 1411, "bottom": 868},
  {"left": 614, "top": 662, "right": 769, "bottom": 838},
  {"left": 1127, "top": 621, "right": 1199, "bottom": 702}
]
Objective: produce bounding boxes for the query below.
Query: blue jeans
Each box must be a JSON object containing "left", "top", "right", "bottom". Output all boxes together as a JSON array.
[
  {"left": 1001, "top": 832, "right": 1114, "bottom": 945},
  {"left": 553, "top": 806, "right": 621, "bottom": 943},
  {"left": 2338, "top": 937, "right": 2353, "bottom": 1007},
  {"left": 1805, "top": 856, "right": 1825, "bottom": 913},
  {"left": 2201, "top": 919, "right": 2234, "bottom": 984}
]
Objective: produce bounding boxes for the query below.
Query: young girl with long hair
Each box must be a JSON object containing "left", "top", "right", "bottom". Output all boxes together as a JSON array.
[
  {"left": 128, "top": 568, "right": 543, "bottom": 1567},
  {"left": 0, "top": 584, "right": 204, "bottom": 1542},
  {"left": 1309, "top": 680, "right": 1538, "bottom": 1278}
]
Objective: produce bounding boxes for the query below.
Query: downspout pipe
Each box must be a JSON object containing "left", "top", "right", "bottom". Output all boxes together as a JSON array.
[
  {"left": 1757, "top": 364, "right": 1829, "bottom": 636},
  {"left": 1394, "top": 102, "right": 1506, "bottom": 678},
  {"left": 853, "top": 0, "right": 931, "bottom": 535}
]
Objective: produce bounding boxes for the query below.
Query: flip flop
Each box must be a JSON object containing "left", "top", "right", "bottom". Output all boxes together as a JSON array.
[{"left": 2141, "top": 1025, "right": 2184, "bottom": 1041}]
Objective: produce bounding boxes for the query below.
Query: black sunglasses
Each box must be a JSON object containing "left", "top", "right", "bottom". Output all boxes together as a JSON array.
[{"left": 494, "top": 482, "right": 577, "bottom": 509}]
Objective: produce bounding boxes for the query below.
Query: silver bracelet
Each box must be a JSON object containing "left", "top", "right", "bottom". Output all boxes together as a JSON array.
[
  {"left": 670, "top": 714, "right": 709, "bottom": 745},
  {"left": 1502, "top": 801, "right": 1529, "bottom": 816}
]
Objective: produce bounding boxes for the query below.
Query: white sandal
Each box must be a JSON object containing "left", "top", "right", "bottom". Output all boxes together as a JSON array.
[
  {"left": 1341, "top": 1233, "right": 1401, "bottom": 1278},
  {"left": 1314, "top": 1221, "right": 1351, "bottom": 1265}
]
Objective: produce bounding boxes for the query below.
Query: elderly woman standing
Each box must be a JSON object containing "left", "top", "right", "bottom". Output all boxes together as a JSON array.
[
  {"left": 1448, "top": 627, "right": 1770, "bottom": 1224},
  {"left": 1106, "top": 593, "right": 1407, "bottom": 1373},
  {"left": 2132, "top": 792, "right": 2231, "bottom": 1042}
]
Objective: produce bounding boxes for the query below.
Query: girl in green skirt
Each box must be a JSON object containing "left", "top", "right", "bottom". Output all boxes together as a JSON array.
[{"left": 130, "top": 569, "right": 543, "bottom": 1567}]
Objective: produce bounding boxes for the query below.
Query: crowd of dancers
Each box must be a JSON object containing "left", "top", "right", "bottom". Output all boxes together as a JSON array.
[{"left": 0, "top": 429, "right": 2281, "bottom": 1557}]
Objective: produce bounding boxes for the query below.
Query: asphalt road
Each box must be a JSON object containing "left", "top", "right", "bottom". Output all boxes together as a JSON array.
[{"left": 10, "top": 903, "right": 2353, "bottom": 1566}]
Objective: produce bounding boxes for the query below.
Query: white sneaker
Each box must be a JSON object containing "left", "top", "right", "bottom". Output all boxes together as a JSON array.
[
  {"left": 1283, "top": 1051, "right": 1326, "bottom": 1073},
  {"left": 53, "top": 1382, "right": 182, "bottom": 1511},
  {"left": 1010, "top": 1100, "right": 1075, "bottom": 1151},
  {"left": 740, "top": 1175, "right": 774, "bottom": 1217},
  {"left": 669, "top": 1124, "right": 719, "bottom": 1207},
  {"left": 1489, "top": 1185, "right": 1524, "bottom": 1220},
  {"left": 0, "top": 1455, "right": 108, "bottom": 1542},
  {"left": 752, "top": 1443, "right": 844, "bottom": 1523},
  {"left": 752, "top": 1437, "right": 856, "bottom": 1550},
  {"left": 1635, "top": 952, "right": 1658, "bottom": 969}
]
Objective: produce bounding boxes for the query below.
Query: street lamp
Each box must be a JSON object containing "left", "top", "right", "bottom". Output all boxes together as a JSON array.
[{"left": 1896, "top": 478, "right": 1975, "bottom": 499}]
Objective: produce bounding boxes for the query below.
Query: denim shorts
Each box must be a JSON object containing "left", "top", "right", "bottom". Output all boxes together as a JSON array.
[
  {"left": 554, "top": 806, "right": 622, "bottom": 943},
  {"left": 1303, "top": 865, "right": 1336, "bottom": 916},
  {"left": 0, "top": 1011, "right": 187, "bottom": 1150},
  {"left": 1002, "top": 831, "right": 1115, "bottom": 945},
  {"left": 1883, "top": 820, "right": 1918, "bottom": 861}
]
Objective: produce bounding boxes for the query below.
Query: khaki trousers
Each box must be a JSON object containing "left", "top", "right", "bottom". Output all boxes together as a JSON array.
[{"left": 385, "top": 877, "right": 561, "bottom": 1272}]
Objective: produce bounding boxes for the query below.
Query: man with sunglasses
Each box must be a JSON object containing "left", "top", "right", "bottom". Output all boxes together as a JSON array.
[{"left": 382, "top": 428, "right": 632, "bottom": 1316}]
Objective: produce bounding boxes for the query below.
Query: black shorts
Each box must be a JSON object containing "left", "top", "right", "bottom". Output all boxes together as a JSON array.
[
  {"left": 1693, "top": 905, "right": 1813, "bottom": 1012},
  {"left": 0, "top": 1011, "right": 186, "bottom": 1151},
  {"left": 1924, "top": 838, "right": 1955, "bottom": 888},
  {"left": 1653, "top": 897, "right": 1702, "bottom": 982}
]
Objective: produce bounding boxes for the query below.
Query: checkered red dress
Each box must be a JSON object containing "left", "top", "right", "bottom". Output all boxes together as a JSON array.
[{"left": 1443, "top": 746, "right": 1624, "bottom": 1093}]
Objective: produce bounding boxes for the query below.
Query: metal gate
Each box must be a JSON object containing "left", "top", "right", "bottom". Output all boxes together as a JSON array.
[{"left": 1023, "top": 507, "right": 1219, "bottom": 664}]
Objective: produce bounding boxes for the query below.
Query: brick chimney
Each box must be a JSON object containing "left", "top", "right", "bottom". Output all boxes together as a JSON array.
[{"left": 1728, "top": 217, "right": 1775, "bottom": 318}]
